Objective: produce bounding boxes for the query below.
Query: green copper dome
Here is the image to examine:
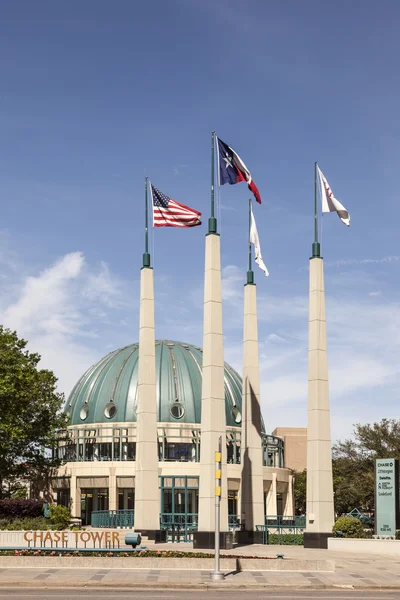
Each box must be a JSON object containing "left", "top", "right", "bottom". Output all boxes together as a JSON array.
[{"left": 65, "top": 340, "right": 263, "bottom": 429}]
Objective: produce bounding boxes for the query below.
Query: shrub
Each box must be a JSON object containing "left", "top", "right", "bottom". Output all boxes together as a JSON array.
[
  {"left": 268, "top": 533, "right": 304, "bottom": 545},
  {"left": 0, "top": 517, "right": 53, "bottom": 530},
  {"left": 0, "top": 499, "right": 43, "bottom": 519},
  {"left": 333, "top": 516, "right": 365, "bottom": 538},
  {"left": 49, "top": 504, "right": 71, "bottom": 530}
]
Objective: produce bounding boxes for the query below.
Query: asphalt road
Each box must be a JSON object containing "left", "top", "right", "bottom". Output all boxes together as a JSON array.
[{"left": 0, "top": 590, "right": 399, "bottom": 600}]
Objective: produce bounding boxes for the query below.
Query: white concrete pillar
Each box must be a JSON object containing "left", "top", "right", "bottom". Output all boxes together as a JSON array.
[
  {"left": 70, "top": 474, "right": 81, "bottom": 520},
  {"left": 109, "top": 468, "right": 117, "bottom": 511},
  {"left": 240, "top": 282, "right": 265, "bottom": 532},
  {"left": 284, "top": 475, "right": 294, "bottom": 516},
  {"left": 305, "top": 257, "right": 335, "bottom": 548},
  {"left": 196, "top": 233, "right": 228, "bottom": 537},
  {"left": 134, "top": 266, "right": 160, "bottom": 533},
  {"left": 266, "top": 473, "right": 277, "bottom": 517}
]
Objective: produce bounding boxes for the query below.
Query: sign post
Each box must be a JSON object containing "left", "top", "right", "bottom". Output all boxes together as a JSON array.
[
  {"left": 210, "top": 436, "right": 224, "bottom": 581},
  {"left": 375, "top": 458, "right": 399, "bottom": 537}
]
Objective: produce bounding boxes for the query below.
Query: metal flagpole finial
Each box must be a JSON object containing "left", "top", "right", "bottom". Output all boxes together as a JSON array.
[
  {"left": 312, "top": 161, "right": 321, "bottom": 258},
  {"left": 247, "top": 198, "right": 254, "bottom": 284},
  {"left": 143, "top": 176, "right": 151, "bottom": 268}
]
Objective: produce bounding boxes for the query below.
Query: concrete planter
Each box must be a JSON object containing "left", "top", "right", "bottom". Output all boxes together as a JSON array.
[
  {"left": 0, "top": 556, "right": 236, "bottom": 570},
  {"left": 0, "top": 556, "right": 334, "bottom": 572},
  {"left": 237, "top": 558, "right": 334, "bottom": 571},
  {"left": 328, "top": 537, "right": 400, "bottom": 556}
]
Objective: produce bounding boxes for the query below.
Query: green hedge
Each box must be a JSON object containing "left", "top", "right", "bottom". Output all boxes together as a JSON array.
[
  {"left": 268, "top": 533, "right": 304, "bottom": 545},
  {"left": 0, "top": 517, "right": 58, "bottom": 531},
  {"left": 0, "top": 504, "right": 71, "bottom": 531}
]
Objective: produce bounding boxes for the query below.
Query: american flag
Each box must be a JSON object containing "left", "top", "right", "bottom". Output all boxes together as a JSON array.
[{"left": 151, "top": 184, "right": 202, "bottom": 228}]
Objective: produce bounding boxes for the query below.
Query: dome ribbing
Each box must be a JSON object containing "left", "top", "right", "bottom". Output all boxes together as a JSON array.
[{"left": 65, "top": 340, "right": 263, "bottom": 429}]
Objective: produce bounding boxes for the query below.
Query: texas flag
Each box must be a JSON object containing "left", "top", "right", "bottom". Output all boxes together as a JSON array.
[{"left": 217, "top": 136, "right": 261, "bottom": 204}]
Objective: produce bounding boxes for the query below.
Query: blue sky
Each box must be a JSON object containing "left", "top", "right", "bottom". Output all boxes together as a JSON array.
[{"left": 1, "top": 0, "right": 399, "bottom": 441}]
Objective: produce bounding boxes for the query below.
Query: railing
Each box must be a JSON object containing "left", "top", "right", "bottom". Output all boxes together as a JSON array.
[
  {"left": 57, "top": 427, "right": 261, "bottom": 466},
  {"left": 265, "top": 515, "right": 306, "bottom": 527},
  {"left": 160, "top": 513, "right": 198, "bottom": 543},
  {"left": 257, "top": 515, "right": 305, "bottom": 545},
  {"left": 91, "top": 510, "right": 134, "bottom": 528}
]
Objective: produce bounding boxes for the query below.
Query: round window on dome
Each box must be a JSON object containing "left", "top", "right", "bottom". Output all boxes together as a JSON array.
[
  {"left": 80, "top": 405, "right": 89, "bottom": 421},
  {"left": 232, "top": 406, "right": 242, "bottom": 424},
  {"left": 104, "top": 402, "right": 117, "bottom": 419},
  {"left": 170, "top": 403, "right": 185, "bottom": 420}
]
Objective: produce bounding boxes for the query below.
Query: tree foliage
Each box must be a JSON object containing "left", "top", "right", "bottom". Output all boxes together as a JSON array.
[
  {"left": 0, "top": 326, "right": 68, "bottom": 499},
  {"left": 293, "top": 419, "right": 400, "bottom": 516},
  {"left": 293, "top": 469, "right": 307, "bottom": 515}
]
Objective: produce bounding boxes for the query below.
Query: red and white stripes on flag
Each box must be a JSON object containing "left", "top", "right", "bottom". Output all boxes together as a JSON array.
[
  {"left": 318, "top": 167, "right": 350, "bottom": 226},
  {"left": 150, "top": 184, "right": 202, "bottom": 228}
]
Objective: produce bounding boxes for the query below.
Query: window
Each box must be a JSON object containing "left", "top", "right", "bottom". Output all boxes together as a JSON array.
[
  {"left": 170, "top": 403, "right": 185, "bottom": 419},
  {"left": 104, "top": 403, "right": 117, "bottom": 419}
]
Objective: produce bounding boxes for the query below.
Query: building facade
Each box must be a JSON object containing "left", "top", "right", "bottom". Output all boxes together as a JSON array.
[
  {"left": 54, "top": 340, "right": 294, "bottom": 538},
  {"left": 272, "top": 427, "right": 307, "bottom": 473}
]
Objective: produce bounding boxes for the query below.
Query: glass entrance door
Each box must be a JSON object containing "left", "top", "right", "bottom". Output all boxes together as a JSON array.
[
  {"left": 160, "top": 476, "right": 199, "bottom": 542},
  {"left": 118, "top": 488, "right": 135, "bottom": 510},
  {"left": 80, "top": 488, "right": 109, "bottom": 526}
]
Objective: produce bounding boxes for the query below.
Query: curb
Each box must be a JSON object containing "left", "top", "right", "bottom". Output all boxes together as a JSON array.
[{"left": 2, "top": 581, "right": 400, "bottom": 591}]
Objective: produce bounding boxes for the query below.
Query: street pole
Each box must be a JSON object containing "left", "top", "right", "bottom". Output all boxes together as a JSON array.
[{"left": 211, "top": 436, "right": 224, "bottom": 581}]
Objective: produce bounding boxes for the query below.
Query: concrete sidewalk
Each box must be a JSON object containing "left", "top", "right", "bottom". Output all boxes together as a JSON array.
[
  {"left": 0, "top": 566, "right": 399, "bottom": 590},
  {"left": 1, "top": 544, "right": 399, "bottom": 590}
]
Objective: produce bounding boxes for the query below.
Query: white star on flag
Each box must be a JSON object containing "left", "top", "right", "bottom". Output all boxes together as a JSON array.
[{"left": 223, "top": 154, "right": 233, "bottom": 169}]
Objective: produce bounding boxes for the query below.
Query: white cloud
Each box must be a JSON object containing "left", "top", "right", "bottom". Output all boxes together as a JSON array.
[
  {"left": 221, "top": 263, "right": 400, "bottom": 441},
  {"left": 83, "top": 261, "right": 127, "bottom": 308},
  {"left": 3, "top": 252, "right": 85, "bottom": 338},
  {"left": 330, "top": 255, "right": 400, "bottom": 267},
  {"left": 0, "top": 250, "right": 133, "bottom": 398},
  {"left": 1, "top": 246, "right": 398, "bottom": 443}
]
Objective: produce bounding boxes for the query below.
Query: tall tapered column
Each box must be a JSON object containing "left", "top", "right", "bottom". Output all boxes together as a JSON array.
[
  {"left": 304, "top": 257, "right": 335, "bottom": 548},
  {"left": 193, "top": 232, "right": 229, "bottom": 548},
  {"left": 134, "top": 266, "right": 161, "bottom": 537},
  {"left": 238, "top": 282, "right": 264, "bottom": 543}
]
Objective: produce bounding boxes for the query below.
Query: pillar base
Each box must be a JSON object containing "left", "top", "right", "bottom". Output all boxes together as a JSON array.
[
  {"left": 303, "top": 532, "right": 331, "bottom": 549},
  {"left": 135, "top": 529, "right": 167, "bottom": 543},
  {"left": 193, "top": 531, "right": 233, "bottom": 550},
  {"left": 236, "top": 530, "right": 264, "bottom": 545}
]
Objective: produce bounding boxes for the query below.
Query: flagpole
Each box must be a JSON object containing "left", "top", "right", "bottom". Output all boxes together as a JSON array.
[
  {"left": 143, "top": 177, "right": 151, "bottom": 268},
  {"left": 209, "top": 130, "right": 217, "bottom": 234},
  {"left": 247, "top": 198, "right": 254, "bottom": 284},
  {"left": 312, "top": 161, "right": 321, "bottom": 258}
]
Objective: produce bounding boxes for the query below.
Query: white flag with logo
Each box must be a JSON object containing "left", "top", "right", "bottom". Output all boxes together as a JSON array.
[
  {"left": 318, "top": 166, "right": 350, "bottom": 226},
  {"left": 250, "top": 206, "right": 269, "bottom": 276}
]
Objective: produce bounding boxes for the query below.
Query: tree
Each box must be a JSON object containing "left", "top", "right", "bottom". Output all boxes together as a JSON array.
[
  {"left": 293, "top": 469, "right": 306, "bottom": 515},
  {"left": 332, "top": 439, "right": 375, "bottom": 515},
  {"left": 293, "top": 419, "right": 400, "bottom": 517},
  {"left": 332, "top": 419, "right": 400, "bottom": 515},
  {"left": 0, "top": 326, "right": 67, "bottom": 499}
]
